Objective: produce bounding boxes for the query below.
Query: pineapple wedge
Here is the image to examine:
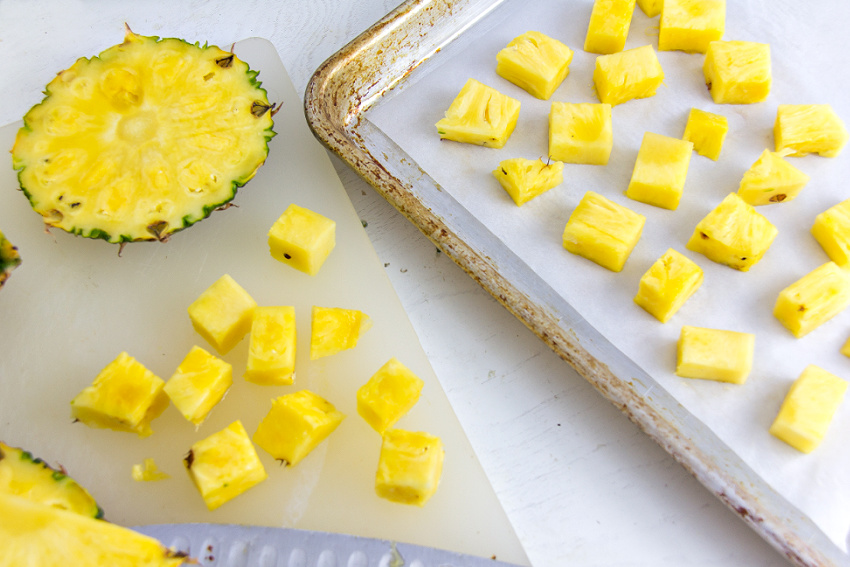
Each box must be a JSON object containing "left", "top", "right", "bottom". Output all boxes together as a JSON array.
[
  {"left": 375, "top": 429, "right": 444, "bottom": 507},
  {"left": 245, "top": 306, "right": 297, "bottom": 385},
  {"left": 492, "top": 157, "right": 564, "bottom": 206},
  {"left": 686, "top": 192, "right": 778, "bottom": 271},
  {"left": 163, "top": 345, "right": 232, "bottom": 426},
  {"left": 357, "top": 358, "right": 425, "bottom": 434},
  {"left": 436, "top": 79, "right": 520, "bottom": 148},
  {"left": 676, "top": 325, "right": 755, "bottom": 384},
  {"left": 0, "top": 229, "right": 21, "bottom": 289},
  {"left": 703, "top": 40, "right": 771, "bottom": 104},
  {"left": 626, "top": 132, "right": 694, "bottom": 210},
  {"left": 268, "top": 204, "right": 336, "bottom": 276},
  {"left": 496, "top": 31, "right": 574, "bottom": 100},
  {"left": 563, "top": 191, "right": 646, "bottom": 272},
  {"left": 636, "top": 0, "right": 662, "bottom": 17},
  {"left": 310, "top": 306, "right": 372, "bottom": 360},
  {"left": 184, "top": 420, "right": 267, "bottom": 510},
  {"left": 774, "top": 104, "right": 849, "bottom": 158},
  {"left": 70, "top": 352, "right": 169, "bottom": 438},
  {"left": 682, "top": 108, "right": 728, "bottom": 161},
  {"left": 658, "top": 0, "right": 725, "bottom": 53},
  {"left": 252, "top": 390, "right": 345, "bottom": 467},
  {"left": 634, "top": 249, "right": 704, "bottom": 323},
  {"left": 594, "top": 45, "right": 664, "bottom": 107},
  {"left": 584, "top": 0, "right": 637, "bottom": 55},
  {"left": 773, "top": 262, "right": 850, "bottom": 338},
  {"left": 737, "top": 149, "right": 810, "bottom": 206},
  {"left": 548, "top": 102, "right": 613, "bottom": 165},
  {"left": 812, "top": 198, "right": 850, "bottom": 266},
  {"left": 770, "top": 365, "right": 847, "bottom": 453},
  {"left": 188, "top": 274, "right": 257, "bottom": 355}
]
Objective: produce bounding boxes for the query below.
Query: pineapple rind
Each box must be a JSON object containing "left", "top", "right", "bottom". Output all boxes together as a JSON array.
[
  {"left": 774, "top": 104, "right": 849, "bottom": 158},
  {"left": 492, "top": 157, "right": 564, "bottom": 206},
  {"left": 357, "top": 358, "right": 425, "bottom": 434},
  {"left": 658, "top": 0, "right": 725, "bottom": 54},
  {"left": 594, "top": 45, "right": 664, "bottom": 106},
  {"left": 496, "top": 31, "right": 574, "bottom": 100},
  {"left": 676, "top": 325, "right": 755, "bottom": 384},
  {"left": 0, "top": 229, "right": 21, "bottom": 289},
  {"left": 435, "top": 79, "right": 520, "bottom": 148},
  {"left": 737, "top": 149, "right": 810, "bottom": 206},
  {"left": 634, "top": 249, "right": 703, "bottom": 323},
  {"left": 703, "top": 40, "right": 771, "bottom": 104},
  {"left": 563, "top": 191, "right": 645, "bottom": 272},
  {"left": 584, "top": 0, "right": 637, "bottom": 55},
  {"left": 773, "top": 262, "right": 850, "bottom": 338},
  {"left": 626, "top": 131, "right": 694, "bottom": 210},
  {"left": 548, "top": 102, "right": 613, "bottom": 165},
  {"left": 375, "top": 429, "right": 444, "bottom": 507},
  {"left": 812, "top": 198, "right": 850, "bottom": 266},
  {"left": 310, "top": 306, "right": 372, "bottom": 360},
  {"left": 245, "top": 306, "right": 297, "bottom": 385},
  {"left": 682, "top": 108, "right": 728, "bottom": 161}
]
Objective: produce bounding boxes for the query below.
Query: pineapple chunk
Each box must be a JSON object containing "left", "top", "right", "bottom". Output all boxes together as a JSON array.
[
  {"left": 676, "top": 326, "right": 755, "bottom": 384},
  {"left": 686, "top": 192, "right": 778, "bottom": 271},
  {"left": 131, "top": 458, "right": 170, "bottom": 482},
  {"left": 187, "top": 274, "right": 257, "bottom": 355},
  {"left": 563, "top": 191, "right": 646, "bottom": 272},
  {"left": 70, "top": 352, "right": 169, "bottom": 438},
  {"left": 357, "top": 358, "right": 425, "bottom": 434},
  {"left": 812, "top": 198, "right": 850, "bottom": 266},
  {"left": 163, "top": 345, "right": 232, "bottom": 426},
  {"left": 268, "top": 204, "right": 336, "bottom": 276},
  {"left": 626, "top": 132, "right": 694, "bottom": 210},
  {"left": 310, "top": 306, "right": 372, "bottom": 360},
  {"left": 0, "top": 229, "right": 21, "bottom": 290},
  {"left": 774, "top": 104, "right": 849, "bottom": 158},
  {"left": 252, "top": 390, "right": 345, "bottom": 467},
  {"left": 841, "top": 337, "right": 850, "bottom": 358},
  {"left": 496, "top": 31, "right": 574, "bottom": 100},
  {"left": 736, "top": 149, "right": 810, "bottom": 206},
  {"left": 184, "top": 420, "right": 267, "bottom": 510},
  {"left": 682, "top": 108, "right": 728, "bottom": 161},
  {"left": 634, "top": 249, "right": 704, "bottom": 323},
  {"left": 703, "top": 40, "right": 771, "bottom": 104},
  {"left": 435, "top": 79, "right": 520, "bottom": 148},
  {"left": 658, "top": 0, "right": 725, "bottom": 53},
  {"left": 245, "top": 306, "right": 297, "bottom": 385},
  {"left": 492, "top": 157, "right": 564, "bottom": 206},
  {"left": 593, "top": 45, "right": 664, "bottom": 107},
  {"left": 548, "top": 102, "right": 613, "bottom": 165},
  {"left": 769, "top": 365, "right": 848, "bottom": 453},
  {"left": 773, "top": 262, "right": 850, "bottom": 338},
  {"left": 375, "top": 429, "right": 444, "bottom": 507},
  {"left": 636, "top": 0, "right": 662, "bottom": 17},
  {"left": 583, "top": 0, "right": 637, "bottom": 55}
]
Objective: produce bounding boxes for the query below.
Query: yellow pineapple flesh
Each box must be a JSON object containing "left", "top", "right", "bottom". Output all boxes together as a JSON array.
[
  {"left": 676, "top": 325, "right": 755, "bottom": 384},
  {"left": 132, "top": 458, "right": 170, "bottom": 482},
  {"left": 634, "top": 249, "right": 703, "bottom": 323},
  {"left": 357, "top": 358, "right": 425, "bottom": 434},
  {"left": 548, "top": 102, "right": 613, "bottom": 165},
  {"left": 436, "top": 79, "right": 521, "bottom": 148},
  {"left": 496, "top": 31, "right": 574, "bottom": 100},
  {"left": 375, "top": 429, "right": 444, "bottom": 507},
  {"left": 774, "top": 104, "right": 849, "bottom": 158},
  {"left": 658, "top": 0, "right": 725, "bottom": 53},
  {"left": 268, "top": 204, "right": 336, "bottom": 276},
  {"left": 636, "top": 0, "right": 662, "bottom": 17},
  {"left": 310, "top": 306, "right": 372, "bottom": 360},
  {"left": 812, "top": 198, "right": 850, "bottom": 266},
  {"left": 584, "top": 0, "right": 637, "bottom": 55},
  {"left": 594, "top": 45, "right": 664, "bottom": 107},
  {"left": 187, "top": 273, "right": 257, "bottom": 355},
  {"left": 0, "top": 229, "right": 21, "bottom": 289},
  {"left": 492, "top": 157, "right": 564, "bottom": 206},
  {"left": 626, "top": 131, "right": 694, "bottom": 210},
  {"left": 163, "top": 345, "right": 232, "bottom": 426},
  {"left": 737, "top": 149, "right": 810, "bottom": 206},
  {"left": 682, "top": 108, "right": 728, "bottom": 161},
  {"left": 703, "top": 40, "right": 771, "bottom": 104},
  {"left": 773, "top": 262, "right": 850, "bottom": 338},
  {"left": 245, "top": 306, "right": 297, "bottom": 385}
]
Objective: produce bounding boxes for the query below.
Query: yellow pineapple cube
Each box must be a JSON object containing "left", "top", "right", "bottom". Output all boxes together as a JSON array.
[
  {"left": 737, "top": 149, "right": 810, "bottom": 206},
  {"left": 682, "top": 108, "right": 728, "bottom": 161},
  {"left": 626, "top": 132, "right": 694, "bottom": 210},
  {"left": 245, "top": 306, "right": 296, "bottom": 385},
  {"left": 676, "top": 326, "right": 755, "bottom": 384},
  {"left": 841, "top": 337, "right": 850, "bottom": 358},
  {"left": 357, "top": 357, "right": 425, "bottom": 434},
  {"left": 493, "top": 157, "right": 564, "bottom": 206},
  {"left": 268, "top": 204, "right": 336, "bottom": 276},
  {"left": 163, "top": 345, "right": 232, "bottom": 426},
  {"left": 496, "top": 31, "right": 574, "bottom": 100},
  {"left": 774, "top": 104, "right": 849, "bottom": 158},
  {"left": 131, "top": 458, "right": 170, "bottom": 482},
  {"left": 769, "top": 365, "right": 847, "bottom": 453},
  {"left": 184, "top": 420, "right": 267, "bottom": 510},
  {"left": 812, "top": 198, "right": 850, "bottom": 266},
  {"left": 435, "top": 79, "right": 520, "bottom": 148},
  {"left": 375, "top": 429, "right": 444, "bottom": 507},
  {"left": 584, "top": 0, "right": 637, "bottom": 54},
  {"left": 188, "top": 274, "right": 257, "bottom": 355},
  {"left": 310, "top": 305, "right": 372, "bottom": 360},
  {"left": 563, "top": 191, "right": 646, "bottom": 272},
  {"left": 634, "top": 249, "right": 704, "bottom": 323},
  {"left": 658, "top": 0, "right": 725, "bottom": 53},
  {"left": 252, "top": 390, "right": 345, "bottom": 467},
  {"left": 548, "top": 102, "right": 613, "bottom": 165},
  {"left": 70, "top": 352, "right": 169, "bottom": 438},
  {"left": 594, "top": 45, "right": 664, "bottom": 107},
  {"left": 703, "top": 40, "right": 771, "bottom": 104},
  {"left": 636, "top": 0, "right": 662, "bottom": 17},
  {"left": 773, "top": 262, "right": 850, "bottom": 338},
  {"left": 686, "top": 192, "right": 778, "bottom": 271}
]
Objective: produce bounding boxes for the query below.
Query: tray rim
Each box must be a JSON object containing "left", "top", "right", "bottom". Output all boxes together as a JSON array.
[{"left": 303, "top": 1, "right": 849, "bottom": 565}]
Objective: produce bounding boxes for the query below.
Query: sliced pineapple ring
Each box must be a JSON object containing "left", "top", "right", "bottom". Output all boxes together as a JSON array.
[{"left": 11, "top": 27, "right": 276, "bottom": 244}]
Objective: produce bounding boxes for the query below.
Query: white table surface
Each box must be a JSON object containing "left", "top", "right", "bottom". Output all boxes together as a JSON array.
[{"left": 0, "top": 1, "right": 790, "bottom": 565}]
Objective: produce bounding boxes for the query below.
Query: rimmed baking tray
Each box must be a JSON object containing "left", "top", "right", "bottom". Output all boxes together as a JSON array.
[{"left": 304, "top": 1, "right": 850, "bottom": 565}]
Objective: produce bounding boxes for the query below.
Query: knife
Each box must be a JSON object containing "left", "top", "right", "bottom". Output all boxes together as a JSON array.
[{"left": 134, "top": 523, "right": 525, "bottom": 567}]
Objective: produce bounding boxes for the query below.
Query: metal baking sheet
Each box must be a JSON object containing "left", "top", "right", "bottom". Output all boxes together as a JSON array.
[{"left": 304, "top": 1, "right": 850, "bottom": 565}]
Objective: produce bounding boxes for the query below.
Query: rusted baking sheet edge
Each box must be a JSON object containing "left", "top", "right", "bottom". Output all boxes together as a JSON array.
[{"left": 303, "top": 0, "right": 848, "bottom": 565}]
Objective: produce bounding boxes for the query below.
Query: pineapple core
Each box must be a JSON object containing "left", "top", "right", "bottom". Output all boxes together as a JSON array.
[
  {"left": 682, "top": 108, "right": 728, "bottom": 161},
  {"left": 492, "top": 157, "right": 564, "bottom": 206},
  {"left": 812, "top": 198, "right": 850, "bottom": 266},
  {"left": 357, "top": 357, "right": 425, "bottom": 434},
  {"left": 310, "top": 306, "right": 372, "bottom": 360},
  {"left": 164, "top": 345, "right": 233, "bottom": 425},
  {"left": 737, "top": 149, "right": 810, "bottom": 206},
  {"left": 594, "top": 45, "right": 664, "bottom": 107},
  {"left": 626, "top": 132, "right": 694, "bottom": 210},
  {"left": 676, "top": 326, "right": 755, "bottom": 384},
  {"left": 770, "top": 365, "right": 848, "bottom": 453},
  {"left": 375, "top": 429, "right": 444, "bottom": 507},
  {"left": 245, "top": 306, "right": 297, "bottom": 385},
  {"left": 187, "top": 273, "right": 257, "bottom": 355},
  {"left": 703, "top": 40, "right": 771, "bottom": 104},
  {"left": 496, "top": 31, "right": 574, "bottom": 100},
  {"left": 549, "top": 102, "right": 613, "bottom": 165},
  {"left": 634, "top": 248, "right": 703, "bottom": 323},
  {"left": 268, "top": 204, "right": 336, "bottom": 276},
  {"left": 436, "top": 79, "right": 521, "bottom": 148},
  {"left": 658, "top": 0, "right": 725, "bottom": 53},
  {"left": 774, "top": 104, "right": 849, "bottom": 158},
  {"left": 584, "top": 0, "right": 637, "bottom": 55},
  {"left": 773, "top": 262, "right": 850, "bottom": 338}
]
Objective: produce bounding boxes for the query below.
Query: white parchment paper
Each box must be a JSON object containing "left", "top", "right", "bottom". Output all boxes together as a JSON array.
[{"left": 369, "top": 0, "right": 850, "bottom": 553}]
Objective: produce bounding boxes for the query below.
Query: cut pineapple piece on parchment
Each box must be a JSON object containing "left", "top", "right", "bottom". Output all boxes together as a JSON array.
[
  {"left": 676, "top": 325, "right": 755, "bottom": 384},
  {"left": 496, "top": 31, "right": 573, "bottom": 100},
  {"left": 593, "top": 45, "right": 664, "bottom": 107},
  {"left": 774, "top": 104, "right": 849, "bottom": 158},
  {"left": 737, "top": 149, "right": 810, "bottom": 206},
  {"left": 703, "top": 40, "right": 771, "bottom": 104},
  {"left": 683, "top": 108, "right": 728, "bottom": 161},
  {"left": 626, "top": 131, "right": 693, "bottom": 210},
  {"left": 435, "top": 78, "right": 520, "bottom": 148},
  {"left": 812, "top": 198, "right": 850, "bottom": 266},
  {"left": 634, "top": 249, "right": 703, "bottom": 323},
  {"left": 584, "top": 0, "right": 637, "bottom": 55},
  {"left": 492, "top": 157, "right": 564, "bottom": 206},
  {"left": 549, "top": 102, "right": 613, "bottom": 165},
  {"left": 658, "top": 0, "right": 725, "bottom": 53},
  {"left": 773, "top": 261, "right": 850, "bottom": 338}
]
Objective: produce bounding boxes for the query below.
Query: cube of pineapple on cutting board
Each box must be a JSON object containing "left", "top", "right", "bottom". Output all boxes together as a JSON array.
[
  {"left": 496, "top": 31, "right": 573, "bottom": 100},
  {"left": 658, "top": 0, "right": 725, "bottom": 53},
  {"left": 252, "top": 390, "right": 345, "bottom": 467},
  {"left": 773, "top": 262, "right": 850, "bottom": 338},
  {"left": 736, "top": 149, "right": 810, "bottom": 206},
  {"left": 626, "top": 132, "right": 694, "bottom": 210},
  {"left": 683, "top": 108, "right": 728, "bottom": 161},
  {"left": 435, "top": 79, "right": 520, "bottom": 148},
  {"left": 188, "top": 274, "right": 257, "bottom": 355},
  {"left": 310, "top": 306, "right": 372, "bottom": 360},
  {"left": 703, "top": 40, "right": 771, "bottom": 104},
  {"left": 492, "top": 157, "right": 564, "bottom": 206},
  {"left": 774, "top": 104, "right": 849, "bottom": 158},
  {"left": 770, "top": 365, "right": 848, "bottom": 453},
  {"left": 593, "top": 45, "right": 664, "bottom": 106},
  {"left": 812, "top": 198, "right": 850, "bottom": 266},
  {"left": 245, "top": 306, "right": 297, "bottom": 385},
  {"left": 548, "top": 102, "right": 613, "bottom": 165},
  {"left": 164, "top": 345, "right": 232, "bottom": 426},
  {"left": 676, "top": 326, "right": 755, "bottom": 384},
  {"left": 70, "top": 352, "right": 169, "bottom": 438},
  {"left": 563, "top": 191, "right": 645, "bottom": 272},
  {"left": 375, "top": 429, "right": 444, "bottom": 507},
  {"left": 184, "top": 420, "right": 267, "bottom": 511},
  {"left": 268, "top": 204, "right": 336, "bottom": 276},
  {"left": 584, "top": 0, "right": 636, "bottom": 55},
  {"left": 357, "top": 357, "right": 425, "bottom": 434},
  {"left": 634, "top": 249, "right": 704, "bottom": 323}
]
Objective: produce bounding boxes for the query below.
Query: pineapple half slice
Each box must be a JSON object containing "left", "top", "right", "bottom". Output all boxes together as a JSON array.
[
  {"left": 0, "top": 229, "right": 21, "bottom": 289},
  {"left": 10, "top": 26, "right": 275, "bottom": 244}
]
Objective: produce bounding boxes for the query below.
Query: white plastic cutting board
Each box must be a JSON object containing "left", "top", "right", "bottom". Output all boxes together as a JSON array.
[{"left": 0, "top": 38, "right": 528, "bottom": 566}]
